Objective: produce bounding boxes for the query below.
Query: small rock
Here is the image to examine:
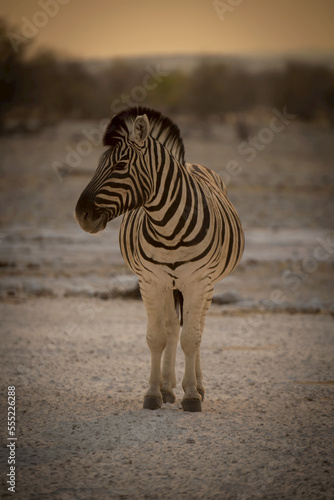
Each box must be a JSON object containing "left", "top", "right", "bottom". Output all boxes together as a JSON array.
[
  {"left": 64, "top": 285, "right": 95, "bottom": 298},
  {"left": 246, "top": 379, "right": 255, "bottom": 386},
  {"left": 108, "top": 275, "right": 141, "bottom": 299},
  {"left": 186, "top": 438, "right": 196, "bottom": 444},
  {"left": 213, "top": 289, "right": 241, "bottom": 305},
  {"left": 24, "top": 280, "right": 53, "bottom": 297},
  {"left": 306, "top": 297, "right": 323, "bottom": 312}
]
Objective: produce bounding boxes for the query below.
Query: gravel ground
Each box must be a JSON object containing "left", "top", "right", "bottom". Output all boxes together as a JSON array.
[{"left": 0, "top": 297, "right": 333, "bottom": 499}]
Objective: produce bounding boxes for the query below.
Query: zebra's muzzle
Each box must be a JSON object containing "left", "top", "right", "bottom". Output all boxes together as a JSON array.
[
  {"left": 77, "top": 210, "right": 107, "bottom": 234},
  {"left": 75, "top": 197, "right": 108, "bottom": 234}
]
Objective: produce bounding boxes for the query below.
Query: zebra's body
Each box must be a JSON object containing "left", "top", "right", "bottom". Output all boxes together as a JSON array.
[
  {"left": 120, "top": 161, "right": 242, "bottom": 290},
  {"left": 76, "top": 107, "right": 244, "bottom": 412}
]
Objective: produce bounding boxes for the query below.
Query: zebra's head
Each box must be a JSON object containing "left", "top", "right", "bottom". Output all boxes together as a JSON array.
[
  {"left": 75, "top": 110, "right": 152, "bottom": 234},
  {"left": 75, "top": 107, "right": 184, "bottom": 234}
]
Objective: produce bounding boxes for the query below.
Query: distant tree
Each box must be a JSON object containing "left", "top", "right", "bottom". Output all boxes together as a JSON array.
[
  {"left": 100, "top": 60, "right": 147, "bottom": 111},
  {"left": 147, "top": 70, "right": 188, "bottom": 113},
  {"left": 107, "top": 60, "right": 144, "bottom": 96},
  {"left": 324, "top": 81, "right": 334, "bottom": 126},
  {"left": 25, "top": 53, "right": 97, "bottom": 119},
  {"left": 23, "top": 50, "right": 63, "bottom": 117},
  {"left": 60, "top": 61, "right": 97, "bottom": 118},
  {"left": 185, "top": 62, "right": 229, "bottom": 118},
  {"left": 251, "top": 69, "right": 285, "bottom": 109},
  {"left": 282, "top": 61, "right": 334, "bottom": 120},
  {"left": 227, "top": 68, "right": 258, "bottom": 111},
  {"left": 0, "top": 18, "right": 30, "bottom": 131}
]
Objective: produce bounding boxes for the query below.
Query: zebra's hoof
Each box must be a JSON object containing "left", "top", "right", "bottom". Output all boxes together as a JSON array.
[
  {"left": 181, "top": 398, "right": 202, "bottom": 412},
  {"left": 198, "top": 389, "right": 205, "bottom": 401},
  {"left": 143, "top": 396, "right": 162, "bottom": 410},
  {"left": 161, "top": 390, "right": 176, "bottom": 404}
]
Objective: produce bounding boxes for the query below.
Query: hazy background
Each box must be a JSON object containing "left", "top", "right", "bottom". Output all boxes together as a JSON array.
[
  {"left": 1, "top": 0, "right": 334, "bottom": 127},
  {"left": 0, "top": 0, "right": 333, "bottom": 302}
]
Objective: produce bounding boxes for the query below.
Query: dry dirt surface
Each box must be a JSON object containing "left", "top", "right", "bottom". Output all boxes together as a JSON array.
[{"left": 0, "top": 297, "right": 333, "bottom": 500}]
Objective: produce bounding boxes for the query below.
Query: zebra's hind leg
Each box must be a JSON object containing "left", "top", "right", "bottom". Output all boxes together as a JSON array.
[
  {"left": 141, "top": 283, "right": 167, "bottom": 410},
  {"left": 161, "top": 290, "right": 180, "bottom": 404},
  {"left": 180, "top": 284, "right": 213, "bottom": 412},
  {"left": 196, "top": 350, "right": 205, "bottom": 401},
  {"left": 195, "top": 293, "right": 210, "bottom": 402}
]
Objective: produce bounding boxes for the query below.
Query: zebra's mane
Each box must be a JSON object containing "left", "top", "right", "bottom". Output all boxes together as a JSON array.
[{"left": 103, "top": 107, "right": 185, "bottom": 164}]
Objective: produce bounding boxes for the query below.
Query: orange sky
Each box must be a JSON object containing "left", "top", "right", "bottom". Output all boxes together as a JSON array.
[{"left": 2, "top": 0, "right": 334, "bottom": 59}]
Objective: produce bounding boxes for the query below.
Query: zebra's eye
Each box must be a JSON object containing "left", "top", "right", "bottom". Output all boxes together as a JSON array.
[{"left": 113, "top": 161, "right": 127, "bottom": 172}]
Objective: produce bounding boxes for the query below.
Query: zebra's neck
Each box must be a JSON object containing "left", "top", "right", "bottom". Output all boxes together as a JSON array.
[{"left": 143, "top": 146, "right": 200, "bottom": 242}]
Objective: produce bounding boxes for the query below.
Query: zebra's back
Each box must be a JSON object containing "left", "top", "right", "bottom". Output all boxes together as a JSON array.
[{"left": 184, "top": 162, "right": 227, "bottom": 196}]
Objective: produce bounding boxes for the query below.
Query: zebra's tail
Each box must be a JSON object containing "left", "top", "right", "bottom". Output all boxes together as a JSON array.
[{"left": 173, "top": 290, "right": 184, "bottom": 327}]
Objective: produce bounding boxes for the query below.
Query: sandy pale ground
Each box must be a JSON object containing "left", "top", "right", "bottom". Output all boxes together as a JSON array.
[{"left": 0, "top": 297, "right": 333, "bottom": 499}]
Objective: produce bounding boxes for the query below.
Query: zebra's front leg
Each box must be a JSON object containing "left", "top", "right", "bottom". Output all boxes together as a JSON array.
[
  {"left": 141, "top": 284, "right": 167, "bottom": 410},
  {"left": 161, "top": 290, "right": 180, "bottom": 403}
]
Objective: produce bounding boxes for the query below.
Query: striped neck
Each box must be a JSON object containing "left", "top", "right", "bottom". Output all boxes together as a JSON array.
[{"left": 143, "top": 143, "right": 198, "bottom": 242}]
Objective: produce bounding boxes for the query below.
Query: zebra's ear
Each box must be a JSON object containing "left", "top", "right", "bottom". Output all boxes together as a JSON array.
[{"left": 130, "top": 114, "right": 150, "bottom": 145}]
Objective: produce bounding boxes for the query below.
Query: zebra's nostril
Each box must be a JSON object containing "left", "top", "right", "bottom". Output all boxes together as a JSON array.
[{"left": 83, "top": 211, "right": 90, "bottom": 221}]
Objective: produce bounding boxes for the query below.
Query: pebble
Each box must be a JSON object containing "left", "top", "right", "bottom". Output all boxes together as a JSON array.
[
  {"left": 213, "top": 289, "right": 241, "bottom": 304},
  {"left": 186, "top": 438, "right": 196, "bottom": 444}
]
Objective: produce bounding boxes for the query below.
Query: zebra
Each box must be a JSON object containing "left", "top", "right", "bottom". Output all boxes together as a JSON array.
[{"left": 75, "top": 107, "right": 244, "bottom": 412}]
